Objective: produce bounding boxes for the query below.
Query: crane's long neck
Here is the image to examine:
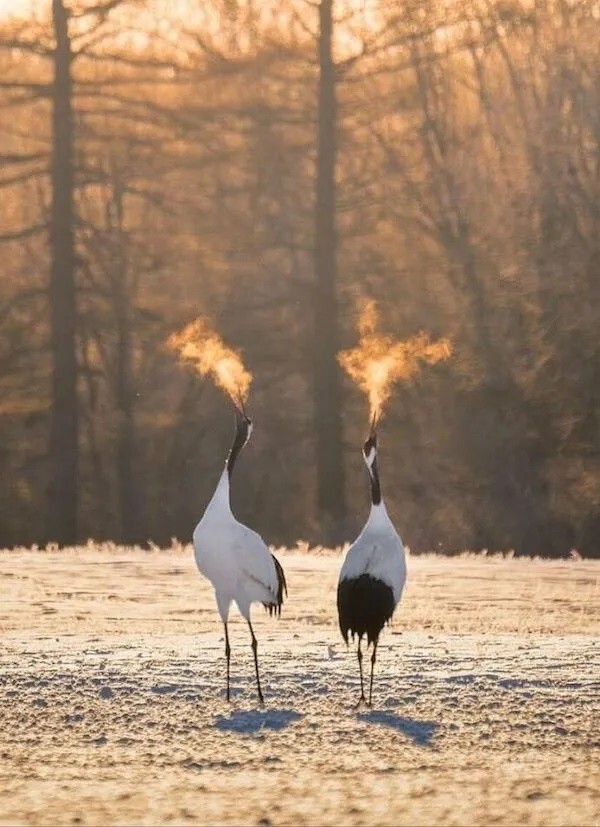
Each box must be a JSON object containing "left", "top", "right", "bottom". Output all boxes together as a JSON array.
[
  {"left": 226, "top": 419, "right": 249, "bottom": 480},
  {"left": 208, "top": 416, "right": 250, "bottom": 515},
  {"left": 368, "top": 456, "right": 382, "bottom": 506}
]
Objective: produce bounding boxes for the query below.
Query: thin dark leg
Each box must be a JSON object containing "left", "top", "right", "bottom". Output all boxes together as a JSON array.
[
  {"left": 224, "top": 622, "right": 231, "bottom": 702},
  {"left": 247, "top": 619, "right": 264, "bottom": 705},
  {"left": 368, "top": 639, "right": 378, "bottom": 707},
  {"left": 357, "top": 637, "right": 366, "bottom": 705}
]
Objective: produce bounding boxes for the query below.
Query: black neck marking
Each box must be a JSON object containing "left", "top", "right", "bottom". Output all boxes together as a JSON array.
[
  {"left": 369, "top": 457, "right": 382, "bottom": 505},
  {"left": 226, "top": 416, "right": 250, "bottom": 479},
  {"left": 363, "top": 432, "right": 381, "bottom": 505}
]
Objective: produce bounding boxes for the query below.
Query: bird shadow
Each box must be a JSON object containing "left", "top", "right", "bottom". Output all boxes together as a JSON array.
[
  {"left": 357, "top": 711, "right": 438, "bottom": 746},
  {"left": 213, "top": 708, "right": 303, "bottom": 735}
]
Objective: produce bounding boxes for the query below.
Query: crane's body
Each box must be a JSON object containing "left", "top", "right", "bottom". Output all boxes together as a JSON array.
[
  {"left": 193, "top": 471, "right": 284, "bottom": 621},
  {"left": 192, "top": 408, "right": 286, "bottom": 704},
  {"left": 337, "top": 431, "right": 406, "bottom": 705}
]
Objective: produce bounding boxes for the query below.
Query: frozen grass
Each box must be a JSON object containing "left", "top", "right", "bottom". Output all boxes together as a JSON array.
[{"left": 0, "top": 546, "right": 598, "bottom": 826}]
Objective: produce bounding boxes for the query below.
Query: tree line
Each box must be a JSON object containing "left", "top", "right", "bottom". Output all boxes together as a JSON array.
[{"left": 0, "top": 0, "right": 598, "bottom": 556}]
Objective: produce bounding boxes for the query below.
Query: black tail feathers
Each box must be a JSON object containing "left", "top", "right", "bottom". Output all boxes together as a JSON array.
[{"left": 263, "top": 553, "right": 287, "bottom": 617}]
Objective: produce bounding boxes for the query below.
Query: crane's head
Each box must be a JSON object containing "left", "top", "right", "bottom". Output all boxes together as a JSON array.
[
  {"left": 234, "top": 402, "right": 253, "bottom": 444},
  {"left": 362, "top": 426, "right": 378, "bottom": 471},
  {"left": 362, "top": 418, "right": 382, "bottom": 504},
  {"left": 227, "top": 403, "right": 253, "bottom": 478}
]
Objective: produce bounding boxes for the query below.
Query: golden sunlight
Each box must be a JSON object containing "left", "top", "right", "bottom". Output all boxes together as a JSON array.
[
  {"left": 0, "top": 0, "right": 31, "bottom": 17},
  {"left": 167, "top": 318, "right": 252, "bottom": 410},
  {"left": 338, "top": 299, "right": 452, "bottom": 426},
  {"left": 0, "top": 0, "right": 383, "bottom": 46}
]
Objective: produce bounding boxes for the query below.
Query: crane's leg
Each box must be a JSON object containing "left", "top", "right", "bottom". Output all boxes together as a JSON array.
[
  {"left": 223, "top": 622, "right": 231, "bottom": 702},
  {"left": 357, "top": 637, "right": 366, "bottom": 706},
  {"left": 247, "top": 619, "right": 264, "bottom": 705},
  {"left": 368, "top": 638, "right": 379, "bottom": 707}
]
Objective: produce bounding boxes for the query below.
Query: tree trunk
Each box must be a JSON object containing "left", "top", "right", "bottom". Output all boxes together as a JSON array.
[
  {"left": 112, "top": 185, "right": 137, "bottom": 544},
  {"left": 116, "top": 311, "right": 136, "bottom": 543},
  {"left": 313, "top": 0, "right": 346, "bottom": 541},
  {"left": 47, "top": 0, "right": 78, "bottom": 545}
]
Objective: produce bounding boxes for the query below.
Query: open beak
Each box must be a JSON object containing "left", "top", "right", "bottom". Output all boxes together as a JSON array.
[
  {"left": 234, "top": 396, "right": 249, "bottom": 424},
  {"left": 368, "top": 412, "right": 379, "bottom": 441}
]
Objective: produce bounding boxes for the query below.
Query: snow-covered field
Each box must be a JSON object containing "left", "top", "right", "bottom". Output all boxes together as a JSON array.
[{"left": 1, "top": 545, "right": 598, "bottom": 827}]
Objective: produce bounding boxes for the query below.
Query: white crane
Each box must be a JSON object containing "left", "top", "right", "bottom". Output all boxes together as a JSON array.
[
  {"left": 193, "top": 406, "right": 287, "bottom": 704},
  {"left": 337, "top": 427, "right": 406, "bottom": 706}
]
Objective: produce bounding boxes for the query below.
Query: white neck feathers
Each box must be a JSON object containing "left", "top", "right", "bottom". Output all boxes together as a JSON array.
[
  {"left": 207, "top": 468, "right": 232, "bottom": 515},
  {"left": 365, "top": 499, "right": 391, "bottom": 530}
]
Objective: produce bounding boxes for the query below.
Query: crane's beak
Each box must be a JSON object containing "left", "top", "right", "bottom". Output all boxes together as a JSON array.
[
  {"left": 234, "top": 401, "right": 245, "bottom": 425},
  {"left": 368, "top": 412, "right": 379, "bottom": 441},
  {"left": 233, "top": 394, "right": 246, "bottom": 419},
  {"left": 233, "top": 398, "right": 252, "bottom": 431}
]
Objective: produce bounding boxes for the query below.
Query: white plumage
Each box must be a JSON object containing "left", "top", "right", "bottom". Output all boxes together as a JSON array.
[
  {"left": 337, "top": 430, "right": 406, "bottom": 705},
  {"left": 194, "top": 474, "right": 282, "bottom": 619},
  {"left": 339, "top": 501, "right": 406, "bottom": 603},
  {"left": 193, "top": 410, "right": 286, "bottom": 704}
]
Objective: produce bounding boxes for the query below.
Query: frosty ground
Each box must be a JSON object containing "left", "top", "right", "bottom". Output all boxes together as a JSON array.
[{"left": 0, "top": 546, "right": 598, "bottom": 827}]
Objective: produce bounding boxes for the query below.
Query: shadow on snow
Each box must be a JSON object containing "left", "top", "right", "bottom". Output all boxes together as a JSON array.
[
  {"left": 358, "top": 711, "right": 438, "bottom": 745},
  {"left": 214, "top": 709, "right": 303, "bottom": 734}
]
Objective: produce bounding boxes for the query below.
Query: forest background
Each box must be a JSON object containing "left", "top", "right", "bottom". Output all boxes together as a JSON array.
[{"left": 0, "top": 0, "right": 598, "bottom": 557}]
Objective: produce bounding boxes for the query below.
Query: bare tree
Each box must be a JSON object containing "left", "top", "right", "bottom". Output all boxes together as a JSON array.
[
  {"left": 46, "top": 0, "right": 78, "bottom": 544},
  {"left": 312, "top": 0, "right": 346, "bottom": 540}
]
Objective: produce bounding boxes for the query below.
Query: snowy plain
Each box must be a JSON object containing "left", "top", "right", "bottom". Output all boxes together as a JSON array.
[{"left": 0, "top": 544, "right": 598, "bottom": 827}]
